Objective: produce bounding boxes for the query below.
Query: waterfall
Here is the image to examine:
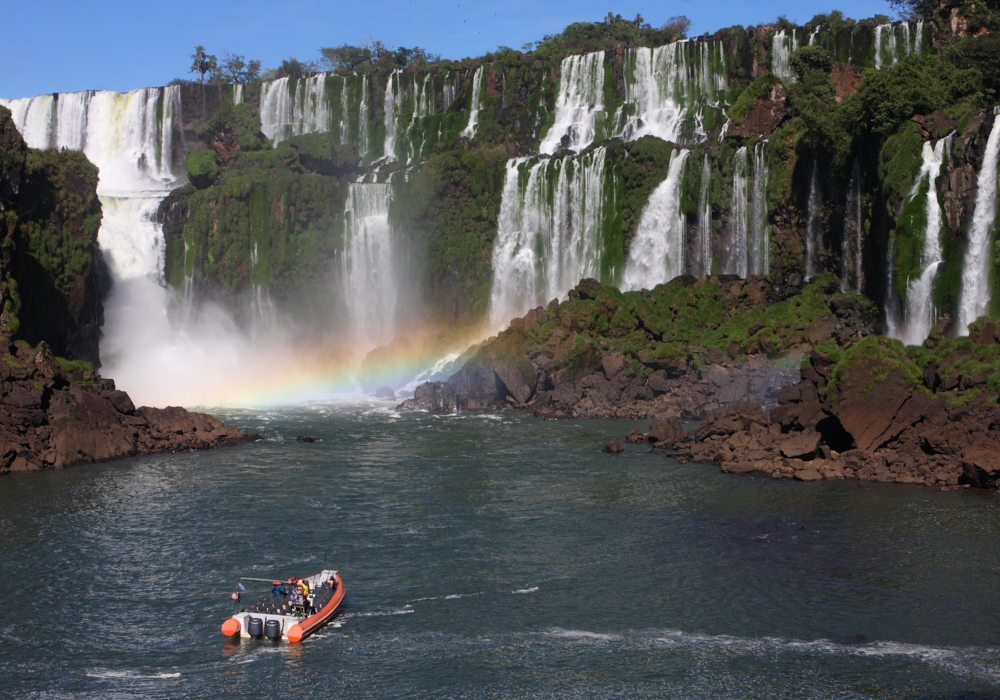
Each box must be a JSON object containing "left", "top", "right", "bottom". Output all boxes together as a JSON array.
[
  {"left": 249, "top": 242, "right": 277, "bottom": 337},
  {"left": 808, "top": 28, "right": 820, "bottom": 46},
  {"left": 258, "top": 73, "right": 369, "bottom": 157},
  {"left": 233, "top": 84, "right": 243, "bottom": 105},
  {"left": 489, "top": 148, "right": 607, "bottom": 326},
  {"left": 259, "top": 75, "right": 328, "bottom": 146},
  {"left": 2, "top": 86, "right": 183, "bottom": 196},
  {"left": 622, "top": 150, "right": 691, "bottom": 291},
  {"left": 461, "top": 67, "right": 484, "bottom": 140},
  {"left": 959, "top": 113, "right": 1000, "bottom": 332},
  {"left": 382, "top": 71, "right": 435, "bottom": 164},
  {"left": 539, "top": 52, "right": 606, "bottom": 154},
  {"left": 342, "top": 183, "right": 398, "bottom": 347},
  {"left": 724, "top": 147, "right": 749, "bottom": 277},
  {"left": 696, "top": 154, "right": 712, "bottom": 276},
  {"left": 875, "top": 21, "right": 923, "bottom": 70},
  {"left": 749, "top": 142, "right": 770, "bottom": 275},
  {"left": 614, "top": 41, "right": 728, "bottom": 145},
  {"left": 772, "top": 30, "right": 799, "bottom": 82},
  {"left": 805, "top": 164, "right": 821, "bottom": 280},
  {"left": 899, "top": 137, "right": 950, "bottom": 345},
  {"left": 841, "top": 159, "right": 863, "bottom": 293},
  {"left": 443, "top": 72, "right": 459, "bottom": 111}
]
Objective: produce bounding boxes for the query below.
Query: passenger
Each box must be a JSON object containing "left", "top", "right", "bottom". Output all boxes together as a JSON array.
[{"left": 271, "top": 581, "right": 287, "bottom": 597}]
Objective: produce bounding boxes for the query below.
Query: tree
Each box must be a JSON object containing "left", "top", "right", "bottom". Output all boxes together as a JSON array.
[
  {"left": 319, "top": 44, "right": 374, "bottom": 73},
  {"left": 886, "top": 0, "right": 939, "bottom": 21},
  {"left": 217, "top": 50, "right": 262, "bottom": 84},
  {"left": 662, "top": 16, "right": 691, "bottom": 39},
  {"left": 278, "top": 58, "right": 312, "bottom": 80},
  {"left": 189, "top": 45, "right": 217, "bottom": 85}
]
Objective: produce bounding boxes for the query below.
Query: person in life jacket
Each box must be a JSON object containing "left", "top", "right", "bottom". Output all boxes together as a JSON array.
[{"left": 271, "top": 581, "right": 287, "bottom": 597}]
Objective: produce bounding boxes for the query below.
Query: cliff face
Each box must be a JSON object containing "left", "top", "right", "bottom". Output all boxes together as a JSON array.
[
  {"left": 152, "top": 12, "right": 1000, "bottom": 345},
  {"left": 0, "top": 106, "right": 106, "bottom": 365}
]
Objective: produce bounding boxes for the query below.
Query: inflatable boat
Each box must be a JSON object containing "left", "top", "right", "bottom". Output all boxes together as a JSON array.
[{"left": 221, "top": 569, "right": 344, "bottom": 642}]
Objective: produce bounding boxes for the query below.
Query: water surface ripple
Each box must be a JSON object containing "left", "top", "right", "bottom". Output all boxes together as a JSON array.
[{"left": 2, "top": 401, "right": 999, "bottom": 698}]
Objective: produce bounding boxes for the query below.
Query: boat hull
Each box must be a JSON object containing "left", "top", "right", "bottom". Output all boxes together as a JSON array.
[{"left": 221, "top": 570, "right": 344, "bottom": 642}]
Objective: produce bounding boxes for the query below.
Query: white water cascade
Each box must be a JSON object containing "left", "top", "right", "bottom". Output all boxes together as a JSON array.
[
  {"left": 724, "top": 147, "right": 750, "bottom": 277},
  {"left": 461, "top": 67, "right": 484, "bottom": 140},
  {"left": 841, "top": 159, "right": 864, "bottom": 293},
  {"left": 696, "top": 154, "right": 713, "bottom": 277},
  {"left": 383, "top": 71, "right": 436, "bottom": 163},
  {"left": 259, "top": 73, "right": 369, "bottom": 158},
  {"left": 443, "top": 72, "right": 460, "bottom": 112},
  {"left": 899, "top": 137, "right": 950, "bottom": 345},
  {"left": 805, "top": 164, "right": 821, "bottom": 280},
  {"left": 233, "top": 83, "right": 244, "bottom": 105},
  {"left": 488, "top": 148, "right": 607, "bottom": 326},
  {"left": 749, "top": 142, "right": 770, "bottom": 275},
  {"left": 614, "top": 41, "right": 728, "bottom": 145},
  {"left": 772, "top": 30, "right": 799, "bottom": 82},
  {"left": 342, "top": 183, "right": 398, "bottom": 348},
  {"left": 959, "top": 113, "right": 1000, "bottom": 332},
  {"left": 260, "top": 75, "right": 327, "bottom": 145},
  {"left": 539, "top": 52, "right": 606, "bottom": 154},
  {"left": 622, "top": 150, "right": 691, "bottom": 291},
  {"left": 875, "top": 21, "right": 924, "bottom": 70}
]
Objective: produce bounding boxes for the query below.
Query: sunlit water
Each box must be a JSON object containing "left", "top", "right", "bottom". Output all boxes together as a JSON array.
[{"left": 2, "top": 401, "right": 1000, "bottom": 698}]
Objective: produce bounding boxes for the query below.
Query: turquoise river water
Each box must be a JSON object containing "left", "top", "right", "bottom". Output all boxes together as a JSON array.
[{"left": 2, "top": 400, "right": 1000, "bottom": 698}]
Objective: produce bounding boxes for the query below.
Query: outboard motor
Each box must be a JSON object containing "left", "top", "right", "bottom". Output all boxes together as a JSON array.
[
  {"left": 264, "top": 619, "right": 281, "bottom": 640},
  {"left": 247, "top": 616, "right": 263, "bottom": 638}
]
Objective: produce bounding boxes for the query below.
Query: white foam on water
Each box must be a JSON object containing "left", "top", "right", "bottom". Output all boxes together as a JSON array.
[
  {"left": 547, "top": 629, "right": 621, "bottom": 641},
  {"left": 512, "top": 587, "right": 538, "bottom": 594}
]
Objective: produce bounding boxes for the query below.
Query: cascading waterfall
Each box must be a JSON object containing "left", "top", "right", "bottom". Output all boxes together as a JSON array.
[
  {"left": 382, "top": 71, "right": 436, "bottom": 164},
  {"left": 342, "top": 183, "right": 398, "bottom": 348},
  {"left": 489, "top": 148, "right": 607, "bottom": 326},
  {"left": 720, "top": 144, "right": 768, "bottom": 278},
  {"left": 461, "top": 67, "right": 484, "bottom": 140},
  {"left": 233, "top": 83, "right": 244, "bottom": 105},
  {"left": 249, "top": 242, "right": 277, "bottom": 337},
  {"left": 259, "top": 73, "right": 369, "bottom": 157},
  {"left": 841, "top": 159, "right": 864, "bottom": 293},
  {"left": 805, "top": 164, "right": 821, "bottom": 280},
  {"left": 614, "top": 40, "right": 728, "bottom": 145},
  {"left": 899, "top": 137, "right": 951, "bottom": 345},
  {"left": 696, "top": 154, "right": 712, "bottom": 277},
  {"left": 875, "top": 21, "right": 923, "bottom": 70},
  {"left": 622, "top": 150, "right": 691, "bottom": 291},
  {"left": 724, "top": 146, "right": 749, "bottom": 277},
  {"left": 772, "top": 30, "right": 799, "bottom": 82},
  {"left": 539, "top": 52, "right": 606, "bottom": 154},
  {"left": 2, "top": 86, "right": 182, "bottom": 195},
  {"left": 443, "top": 72, "right": 459, "bottom": 111},
  {"left": 259, "top": 75, "right": 328, "bottom": 145},
  {"left": 749, "top": 142, "right": 770, "bottom": 275},
  {"left": 959, "top": 112, "right": 1000, "bottom": 332}
]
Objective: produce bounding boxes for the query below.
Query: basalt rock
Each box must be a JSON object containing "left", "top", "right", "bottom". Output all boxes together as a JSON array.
[{"left": 0, "top": 343, "right": 256, "bottom": 475}]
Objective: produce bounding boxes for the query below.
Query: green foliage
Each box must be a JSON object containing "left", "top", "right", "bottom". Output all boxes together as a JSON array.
[
  {"left": 854, "top": 56, "right": 983, "bottom": 139},
  {"left": 728, "top": 73, "right": 780, "bottom": 124},
  {"left": 829, "top": 334, "right": 923, "bottom": 392},
  {"left": 534, "top": 12, "right": 690, "bottom": 56},
  {"left": 391, "top": 148, "right": 507, "bottom": 323},
  {"left": 17, "top": 149, "right": 101, "bottom": 299},
  {"left": 185, "top": 149, "right": 219, "bottom": 189},
  {"left": 320, "top": 45, "right": 374, "bottom": 73},
  {"left": 945, "top": 32, "right": 1000, "bottom": 99},
  {"left": 196, "top": 102, "right": 268, "bottom": 162}
]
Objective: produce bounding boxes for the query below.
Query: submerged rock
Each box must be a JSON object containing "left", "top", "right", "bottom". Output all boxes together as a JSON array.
[{"left": 602, "top": 438, "right": 624, "bottom": 454}]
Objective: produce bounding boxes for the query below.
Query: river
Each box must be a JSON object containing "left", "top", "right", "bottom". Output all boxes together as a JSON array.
[{"left": 2, "top": 400, "right": 999, "bottom": 698}]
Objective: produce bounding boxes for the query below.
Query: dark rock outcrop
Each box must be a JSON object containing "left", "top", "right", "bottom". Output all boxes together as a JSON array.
[
  {"left": 602, "top": 438, "right": 624, "bottom": 453},
  {"left": 0, "top": 343, "right": 256, "bottom": 475}
]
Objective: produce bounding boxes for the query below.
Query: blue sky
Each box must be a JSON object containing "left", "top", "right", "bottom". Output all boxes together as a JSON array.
[{"left": 2, "top": 0, "right": 897, "bottom": 98}]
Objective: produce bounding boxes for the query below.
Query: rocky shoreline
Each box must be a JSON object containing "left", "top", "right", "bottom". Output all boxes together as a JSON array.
[
  {"left": 400, "top": 275, "right": 1000, "bottom": 490},
  {"left": 0, "top": 341, "right": 257, "bottom": 476}
]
